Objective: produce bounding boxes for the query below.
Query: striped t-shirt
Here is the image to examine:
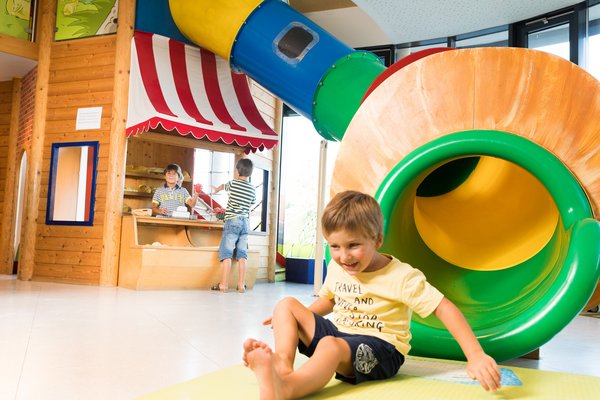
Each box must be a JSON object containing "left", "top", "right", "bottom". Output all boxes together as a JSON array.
[
  {"left": 152, "top": 184, "right": 191, "bottom": 215},
  {"left": 224, "top": 179, "right": 256, "bottom": 220}
]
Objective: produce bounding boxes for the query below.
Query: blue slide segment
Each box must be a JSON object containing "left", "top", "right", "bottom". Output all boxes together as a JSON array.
[{"left": 231, "top": 0, "right": 355, "bottom": 118}]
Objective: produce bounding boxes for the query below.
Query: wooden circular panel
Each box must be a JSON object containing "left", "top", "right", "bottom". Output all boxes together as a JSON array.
[{"left": 332, "top": 47, "right": 600, "bottom": 216}]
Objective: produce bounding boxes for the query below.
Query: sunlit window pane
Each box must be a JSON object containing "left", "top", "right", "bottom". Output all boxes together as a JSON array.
[
  {"left": 456, "top": 30, "right": 508, "bottom": 48},
  {"left": 588, "top": 4, "right": 600, "bottom": 80},
  {"left": 528, "top": 23, "right": 570, "bottom": 60},
  {"left": 279, "top": 116, "right": 339, "bottom": 258}
]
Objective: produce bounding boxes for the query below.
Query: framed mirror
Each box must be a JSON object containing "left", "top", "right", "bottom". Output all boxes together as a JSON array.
[{"left": 46, "top": 141, "right": 99, "bottom": 226}]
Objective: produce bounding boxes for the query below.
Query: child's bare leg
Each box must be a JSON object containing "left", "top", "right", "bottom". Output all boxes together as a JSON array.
[
  {"left": 283, "top": 336, "right": 352, "bottom": 398},
  {"left": 246, "top": 346, "right": 283, "bottom": 400},
  {"left": 270, "top": 297, "right": 317, "bottom": 373},
  {"left": 247, "top": 337, "right": 353, "bottom": 399},
  {"left": 219, "top": 258, "right": 232, "bottom": 288}
]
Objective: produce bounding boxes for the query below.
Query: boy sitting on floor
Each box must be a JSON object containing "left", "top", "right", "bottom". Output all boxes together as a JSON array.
[{"left": 243, "top": 190, "right": 501, "bottom": 399}]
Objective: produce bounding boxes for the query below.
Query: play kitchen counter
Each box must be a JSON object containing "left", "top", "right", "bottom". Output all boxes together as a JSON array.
[{"left": 118, "top": 215, "right": 258, "bottom": 290}]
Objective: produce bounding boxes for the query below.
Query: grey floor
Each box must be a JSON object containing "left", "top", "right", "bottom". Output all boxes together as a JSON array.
[{"left": 1, "top": 275, "right": 598, "bottom": 399}]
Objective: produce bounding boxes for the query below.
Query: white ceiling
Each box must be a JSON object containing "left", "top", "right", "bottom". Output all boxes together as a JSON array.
[
  {"left": 0, "top": 53, "right": 37, "bottom": 82},
  {"left": 1, "top": 1, "right": 584, "bottom": 80},
  {"left": 299, "top": 0, "right": 583, "bottom": 47}
]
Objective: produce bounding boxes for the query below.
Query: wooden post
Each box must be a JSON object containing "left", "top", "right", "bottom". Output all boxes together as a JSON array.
[
  {"left": 0, "top": 78, "right": 21, "bottom": 274},
  {"left": 18, "top": 0, "right": 56, "bottom": 280},
  {"left": 267, "top": 98, "right": 283, "bottom": 282},
  {"left": 99, "top": 0, "right": 136, "bottom": 286}
]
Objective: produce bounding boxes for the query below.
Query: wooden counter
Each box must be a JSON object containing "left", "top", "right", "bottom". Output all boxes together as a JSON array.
[{"left": 118, "top": 215, "right": 258, "bottom": 290}]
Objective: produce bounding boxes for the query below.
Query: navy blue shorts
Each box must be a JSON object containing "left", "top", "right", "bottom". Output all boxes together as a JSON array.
[{"left": 298, "top": 313, "right": 404, "bottom": 384}]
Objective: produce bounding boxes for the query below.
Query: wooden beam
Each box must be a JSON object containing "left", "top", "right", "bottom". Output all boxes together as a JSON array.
[
  {"left": 0, "top": 78, "right": 21, "bottom": 274},
  {"left": 267, "top": 98, "right": 283, "bottom": 282},
  {"left": 18, "top": 0, "right": 56, "bottom": 281},
  {"left": 0, "top": 33, "right": 39, "bottom": 60},
  {"left": 99, "top": 0, "right": 136, "bottom": 286}
]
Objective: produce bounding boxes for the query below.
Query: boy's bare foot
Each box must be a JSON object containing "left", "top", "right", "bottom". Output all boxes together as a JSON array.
[
  {"left": 243, "top": 338, "right": 269, "bottom": 366},
  {"left": 247, "top": 346, "right": 284, "bottom": 400}
]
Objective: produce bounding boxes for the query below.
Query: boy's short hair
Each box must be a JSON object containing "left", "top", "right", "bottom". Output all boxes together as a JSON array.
[
  {"left": 321, "top": 190, "right": 383, "bottom": 241},
  {"left": 164, "top": 163, "right": 184, "bottom": 182},
  {"left": 236, "top": 158, "right": 253, "bottom": 177}
]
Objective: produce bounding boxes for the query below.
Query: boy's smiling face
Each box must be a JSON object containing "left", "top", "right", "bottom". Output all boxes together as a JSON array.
[
  {"left": 164, "top": 170, "right": 179, "bottom": 187},
  {"left": 327, "top": 229, "right": 385, "bottom": 275}
]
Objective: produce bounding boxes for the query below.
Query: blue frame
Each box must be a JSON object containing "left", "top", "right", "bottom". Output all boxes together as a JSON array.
[{"left": 46, "top": 141, "right": 99, "bottom": 226}]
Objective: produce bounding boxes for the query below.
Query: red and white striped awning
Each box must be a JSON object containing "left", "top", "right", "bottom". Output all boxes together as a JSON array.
[{"left": 126, "top": 31, "right": 278, "bottom": 152}]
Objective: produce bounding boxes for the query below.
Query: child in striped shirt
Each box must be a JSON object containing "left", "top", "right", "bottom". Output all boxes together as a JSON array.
[{"left": 212, "top": 158, "right": 256, "bottom": 293}]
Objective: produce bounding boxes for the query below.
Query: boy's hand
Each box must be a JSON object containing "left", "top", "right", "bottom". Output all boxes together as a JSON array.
[
  {"left": 262, "top": 316, "right": 272, "bottom": 326},
  {"left": 466, "top": 352, "right": 502, "bottom": 391}
]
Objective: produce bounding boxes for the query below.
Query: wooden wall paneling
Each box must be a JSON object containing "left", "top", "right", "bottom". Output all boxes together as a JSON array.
[
  {"left": 100, "top": 0, "right": 136, "bottom": 286},
  {"left": 33, "top": 264, "right": 100, "bottom": 284},
  {"left": 47, "top": 78, "right": 115, "bottom": 97},
  {"left": 50, "top": 35, "right": 116, "bottom": 58},
  {"left": 50, "top": 53, "right": 116, "bottom": 72},
  {"left": 28, "top": 9, "right": 122, "bottom": 284},
  {"left": 37, "top": 223, "right": 105, "bottom": 239},
  {"left": 19, "top": 0, "right": 57, "bottom": 281},
  {"left": 50, "top": 64, "right": 116, "bottom": 84},
  {"left": 46, "top": 106, "right": 113, "bottom": 122},
  {"left": 0, "top": 79, "right": 20, "bottom": 274},
  {"left": 35, "top": 235, "right": 104, "bottom": 252},
  {"left": 43, "top": 131, "right": 112, "bottom": 144},
  {"left": 46, "top": 91, "right": 115, "bottom": 110}
]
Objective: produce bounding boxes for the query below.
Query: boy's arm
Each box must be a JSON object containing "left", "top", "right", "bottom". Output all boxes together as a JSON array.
[
  {"left": 186, "top": 191, "right": 199, "bottom": 208},
  {"left": 212, "top": 183, "right": 225, "bottom": 193},
  {"left": 433, "top": 297, "right": 501, "bottom": 391},
  {"left": 151, "top": 201, "right": 165, "bottom": 216},
  {"left": 308, "top": 297, "right": 335, "bottom": 316}
]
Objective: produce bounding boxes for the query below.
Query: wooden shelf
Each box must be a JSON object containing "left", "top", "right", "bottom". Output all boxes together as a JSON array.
[
  {"left": 125, "top": 171, "right": 165, "bottom": 180},
  {"left": 134, "top": 215, "right": 224, "bottom": 229},
  {"left": 124, "top": 190, "right": 152, "bottom": 198}
]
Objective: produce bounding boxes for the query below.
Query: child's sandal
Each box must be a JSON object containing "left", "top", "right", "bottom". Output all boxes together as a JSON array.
[
  {"left": 211, "top": 284, "right": 228, "bottom": 292},
  {"left": 237, "top": 285, "right": 246, "bottom": 293}
]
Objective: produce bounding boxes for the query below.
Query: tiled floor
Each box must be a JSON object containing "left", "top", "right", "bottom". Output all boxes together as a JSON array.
[{"left": 1, "top": 275, "right": 598, "bottom": 400}]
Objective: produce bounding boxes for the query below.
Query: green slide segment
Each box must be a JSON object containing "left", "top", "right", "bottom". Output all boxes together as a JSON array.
[
  {"left": 375, "top": 130, "right": 600, "bottom": 362},
  {"left": 312, "top": 51, "right": 386, "bottom": 141}
]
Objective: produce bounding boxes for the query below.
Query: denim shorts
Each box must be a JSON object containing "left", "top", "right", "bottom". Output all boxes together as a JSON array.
[
  {"left": 298, "top": 313, "right": 404, "bottom": 384},
  {"left": 218, "top": 216, "right": 249, "bottom": 261}
]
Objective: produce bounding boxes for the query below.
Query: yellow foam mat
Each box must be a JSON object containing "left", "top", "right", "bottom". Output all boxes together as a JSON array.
[{"left": 139, "top": 356, "right": 600, "bottom": 399}]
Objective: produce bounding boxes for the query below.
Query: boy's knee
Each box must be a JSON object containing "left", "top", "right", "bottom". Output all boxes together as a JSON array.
[
  {"left": 315, "top": 336, "right": 349, "bottom": 355},
  {"left": 276, "top": 296, "right": 301, "bottom": 309}
]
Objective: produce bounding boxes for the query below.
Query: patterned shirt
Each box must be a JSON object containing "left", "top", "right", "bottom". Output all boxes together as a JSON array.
[
  {"left": 152, "top": 184, "right": 192, "bottom": 214},
  {"left": 319, "top": 255, "right": 444, "bottom": 355},
  {"left": 224, "top": 179, "right": 256, "bottom": 220}
]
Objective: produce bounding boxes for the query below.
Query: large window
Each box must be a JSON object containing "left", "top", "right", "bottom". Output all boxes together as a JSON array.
[
  {"left": 279, "top": 114, "right": 339, "bottom": 258},
  {"left": 512, "top": 6, "right": 580, "bottom": 63},
  {"left": 396, "top": 39, "right": 448, "bottom": 59},
  {"left": 249, "top": 167, "right": 269, "bottom": 233},
  {"left": 455, "top": 28, "right": 509, "bottom": 48},
  {"left": 589, "top": 3, "right": 600, "bottom": 79},
  {"left": 528, "top": 23, "right": 571, "bottom": 60},
  {"left": 193, "top": 149, "right": 268, "bottom": 233}
]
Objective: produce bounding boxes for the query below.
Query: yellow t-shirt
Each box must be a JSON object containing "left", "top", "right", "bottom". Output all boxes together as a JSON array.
[{"left": 318, "top": 255, "right": 444, "bottom": 355}]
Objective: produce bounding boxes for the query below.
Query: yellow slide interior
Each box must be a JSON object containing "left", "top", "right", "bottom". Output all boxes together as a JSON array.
[{"left": 413, "top": 156, "right": 559, "bottom": 271}]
